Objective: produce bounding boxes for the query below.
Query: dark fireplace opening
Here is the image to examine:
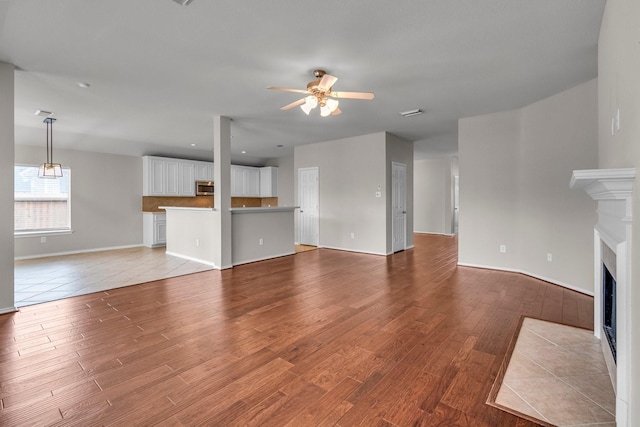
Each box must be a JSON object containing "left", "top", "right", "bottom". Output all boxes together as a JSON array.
[{"left": 603, "top": 264, "right": 616, "bottom": 362}]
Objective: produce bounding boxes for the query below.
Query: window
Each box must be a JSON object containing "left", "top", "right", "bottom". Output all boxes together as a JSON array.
[{"left": 14, "top": 165, "right": 71, "bottom": 235}]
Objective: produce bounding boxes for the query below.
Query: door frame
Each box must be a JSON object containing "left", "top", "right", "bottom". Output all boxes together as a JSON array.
[{"left": 392, "top": 161, "right": 407, "bottom": 253}]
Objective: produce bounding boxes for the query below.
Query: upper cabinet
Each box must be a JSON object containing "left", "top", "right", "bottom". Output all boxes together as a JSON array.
[
  {"left": 260, "top": 166, "right": 278, "bottom": 197},
  {"left": 144, "top": 156, "right": 167, "bottom": 196},
  {"left": 179, "top": 161, "right": 195, "bottom": 196},
  {"left": 194, "top": 161, "right": 214, "bottom": 182},
  {"left": 231, "top": 165, "right": 261, "bottom": 197},
  {"left": 144, "top": 156, "right": 276, "bottom": 198},
  {"left": 143, "top": 156, "right": 211, "bottom": 197}
]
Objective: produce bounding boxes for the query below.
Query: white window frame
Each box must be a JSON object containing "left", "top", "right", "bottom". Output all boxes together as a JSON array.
[{"left": 14, "top": 164, "right": 73, "bottom": 238}]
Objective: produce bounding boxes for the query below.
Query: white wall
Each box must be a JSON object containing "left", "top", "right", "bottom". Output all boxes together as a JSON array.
[
  {"left": 414, "top": 157, "right": 456, "bottom": 235},
  {"left": 459, "top": 109, "right": 521, "bottom": 268},
  {"left": 385, "top": 132, "right": 414, "bottom": 251},
  {"left": 0, "top": 61, "right": 15, "bottom": 313},
  {"left": 14, "top": 145, "right": 143, "bottom": 258},
  {"left": 232, "top": 210, "right": 295, "bottom": 265},
  {"left": 295, "top": 133, "right": 387, "bottom": 254},
  {"left": 459, "top": 80, "right": 598, "bottom": 294},
  {"left": 518, "top": 79, "right": 598, "bottom": 290},
  {"left": 598, "top": 0, "right": 640, "bottom": 423},
  {"left": 294, "top": 132, "right": 413, "bottom": 255}
]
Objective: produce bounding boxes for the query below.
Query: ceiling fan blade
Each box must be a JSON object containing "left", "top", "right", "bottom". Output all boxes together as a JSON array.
[
  {"left": 267, "top": 86, "right": 309, "bottom": 94},
  {"left": 331, "top": 107, "right": 342, "bottom": 116},
  {"left": 318, "top": 74, "right": 338, "bottom": 91},
  {"left": 281, "top": 98, "right": 306, "bottom": 110},
  {"left": 331, "top": 91, "right": 375, "bottom": 100}
]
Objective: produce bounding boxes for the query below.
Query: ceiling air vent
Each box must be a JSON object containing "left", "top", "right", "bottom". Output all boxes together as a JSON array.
[
  {"left": 172, "top": 0, "right": 194, "bottom": 5},
  {"left": 400, "top": 109, "right": 423, "bottom": 118}
]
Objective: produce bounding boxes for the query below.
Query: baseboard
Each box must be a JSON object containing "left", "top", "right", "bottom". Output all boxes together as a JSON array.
[
  {"left": 232, "top": 252, "right": 295, "bottom": 266},
  {"left": 165, "top": 251, "right": 217, "bottom": 268},
  {"left": 0, "top": 306, "right": 18, "bottom": 315},
  {"left": 457, "top": 262, "right": 593, "bottom": 296},
  {"left": 319, "top": 245, "right": 387, "bottom": 256},
  {"left": 414, "top": 231, "right": 456, "bottom": 237},
  {"left": 15, "top": 244, "right": 144, "bottom": 261}
]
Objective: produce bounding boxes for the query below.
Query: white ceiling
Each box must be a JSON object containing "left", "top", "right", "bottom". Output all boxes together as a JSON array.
[{"left": 0, "top": 0, "right": 605, "bottom": 165}]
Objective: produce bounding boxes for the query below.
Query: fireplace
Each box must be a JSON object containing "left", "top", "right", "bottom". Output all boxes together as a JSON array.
[
  {"left": 602, "top": 263, "right": 616, "bottom": 361},
  {"left": 571, "top": 167, "right": 635, "bottom": 427}
]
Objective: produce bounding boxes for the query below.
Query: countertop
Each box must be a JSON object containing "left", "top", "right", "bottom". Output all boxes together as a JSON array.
[
  {"left": 158, "top": 206, "right": 298, "bottom": 213},
  {"left": 159, "top": 206, "right": 216, "bottom": 211},
  {"left": 229, "top": 206, "right": 299, "bottom": 213}
]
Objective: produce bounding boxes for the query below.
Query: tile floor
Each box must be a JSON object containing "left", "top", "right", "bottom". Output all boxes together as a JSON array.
[
  {"left": 495, "top": 317, "right": 616, "bottom": 427},
  {"left": 14, "top": 247, "right": 214, "bottom": 307}
]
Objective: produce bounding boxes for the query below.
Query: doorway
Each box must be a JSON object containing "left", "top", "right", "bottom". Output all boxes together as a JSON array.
[
  {"left": 298, "top": 167, "right": 319, "bottom": 246},
  {"left": 392, "top": 162, "right": 406, "bottom": 253}
]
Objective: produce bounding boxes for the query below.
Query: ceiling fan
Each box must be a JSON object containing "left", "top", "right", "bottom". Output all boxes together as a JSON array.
[{"left": 267, "top": 70, "right": 375, "bottom": 117}]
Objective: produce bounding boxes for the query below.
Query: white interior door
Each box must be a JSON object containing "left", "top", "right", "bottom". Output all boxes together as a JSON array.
[
  {"left": 298, "top": 167, "right": 319, "bottom": 246},
  {"left": 392, "top": 162, "right": 406, "bottom": 253}
]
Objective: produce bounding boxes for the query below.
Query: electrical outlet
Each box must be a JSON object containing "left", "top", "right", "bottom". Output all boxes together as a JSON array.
[
  {"left": 40, "top": 236, "right": 46, "bottom": 243},
  {"left": 547, "top": 253, "right": 553, "bottom": 262},
  {"left": 259, "top": 238, "right": 264, "bottom": 246},
  {"left": 350, "top": 232, "right": 355, "bottom": 239},
  {"left": 195, "top": 239, "right": 199, "bottom": 247},
  {"left": 499, "top": 245, "right": 506, "bottom": 253}
]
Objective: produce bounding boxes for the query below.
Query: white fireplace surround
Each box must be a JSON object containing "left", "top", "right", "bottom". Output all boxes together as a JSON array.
[{"left": 570, "top": 168, "right": 635, "bottom": 427}]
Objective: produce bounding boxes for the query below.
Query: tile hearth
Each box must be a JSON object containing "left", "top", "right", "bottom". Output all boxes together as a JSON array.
[{"left": 493, "top": 317, "right": 615, "bottom": 427}]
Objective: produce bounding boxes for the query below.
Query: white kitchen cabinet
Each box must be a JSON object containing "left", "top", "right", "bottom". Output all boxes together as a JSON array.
[
  {"left": 143, "top": 156, "right": 212, "bottom": 196},
  {"left": 260, "top": 166, "right": 278, "bottom": 197},
  {"left": 165, "top": 159, "right": 180, "bottom": 196},
  {"left": 195, "top": 161, "right": 214, "bottom": 181},
  {"left": 245, "top": 168, "right": 260, "bottom": 197},
  {"left": 143, "top": 156, "right": 166, "bottom": 196},
  {"left": 179, "top": 161, "right": 195, "bottom": 196},
  {"left": 143, "top": 212, "right": 166, "bottom": 247},
  {"left": 231, "top": 165, "right": 261, "bottom": 197},
  {"left": 231, "top": 166, "right": 245, "bottom": 196}
]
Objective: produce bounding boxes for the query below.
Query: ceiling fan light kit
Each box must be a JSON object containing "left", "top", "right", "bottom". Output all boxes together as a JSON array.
[{"left": 268, "top": 69, "right": 374, "bottom": 117}]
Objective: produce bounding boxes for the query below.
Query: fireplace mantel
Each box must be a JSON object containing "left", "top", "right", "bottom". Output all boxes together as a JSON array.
[
  {"left": 570, "top": 167, "right": 635, "bottom": 427},
  {"left": 570, "top": 168, "right": 635, "bottom": 200}
]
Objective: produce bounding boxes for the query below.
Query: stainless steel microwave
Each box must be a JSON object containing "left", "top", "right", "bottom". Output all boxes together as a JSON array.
[{"left": 196, "top": 181, "right": 214, "bottom": 196}]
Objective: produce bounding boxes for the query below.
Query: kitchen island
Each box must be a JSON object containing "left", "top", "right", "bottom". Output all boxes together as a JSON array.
[{"left": 161, "top": 206, "right": 297, "bottom": 268}]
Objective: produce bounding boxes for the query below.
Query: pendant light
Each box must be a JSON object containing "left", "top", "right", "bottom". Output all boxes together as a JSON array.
[{"left": 38, "top": 117, "right": 63, "bottom": 178}]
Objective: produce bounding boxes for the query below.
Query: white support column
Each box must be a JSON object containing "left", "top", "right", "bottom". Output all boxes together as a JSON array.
[
  {"left": 0, "top": 61, "right": 16, "bottom": 313},
  {"left": 213, "top": 116, "right": 232, "bottom": 269}
]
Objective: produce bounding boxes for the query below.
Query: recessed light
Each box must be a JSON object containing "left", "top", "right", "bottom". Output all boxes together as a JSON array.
[
  {"left": 277, "top": 144, "right": 284, "bottom": 148},
  {"left": 400, "top": 109, "right": 423, "bottom": 117},
  {"left": 190, "top": 143, "right": 197, "bottom": 147},
  {"left": 241, "top": 150, "right": 247, "bottom": 154},
  {"left": 35, "top": 110, "right": 53, "bottom": 117},
  {"left": 78, "top": 82, "right": 90, "bottom": 89}
]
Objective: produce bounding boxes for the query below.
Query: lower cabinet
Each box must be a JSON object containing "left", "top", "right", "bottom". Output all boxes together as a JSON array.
[{"left": 143, "top": 213, "right": 166, "bottom": 247}]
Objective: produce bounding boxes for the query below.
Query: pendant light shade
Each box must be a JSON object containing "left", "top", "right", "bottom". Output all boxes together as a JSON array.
[{"left": 38, "top": 117, "right": 63, "bottom": 179}]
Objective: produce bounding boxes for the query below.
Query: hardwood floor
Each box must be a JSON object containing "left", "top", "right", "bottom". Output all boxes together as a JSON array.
[{"left": 0, "top": 234, "right": 593, "bottom": 426}]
